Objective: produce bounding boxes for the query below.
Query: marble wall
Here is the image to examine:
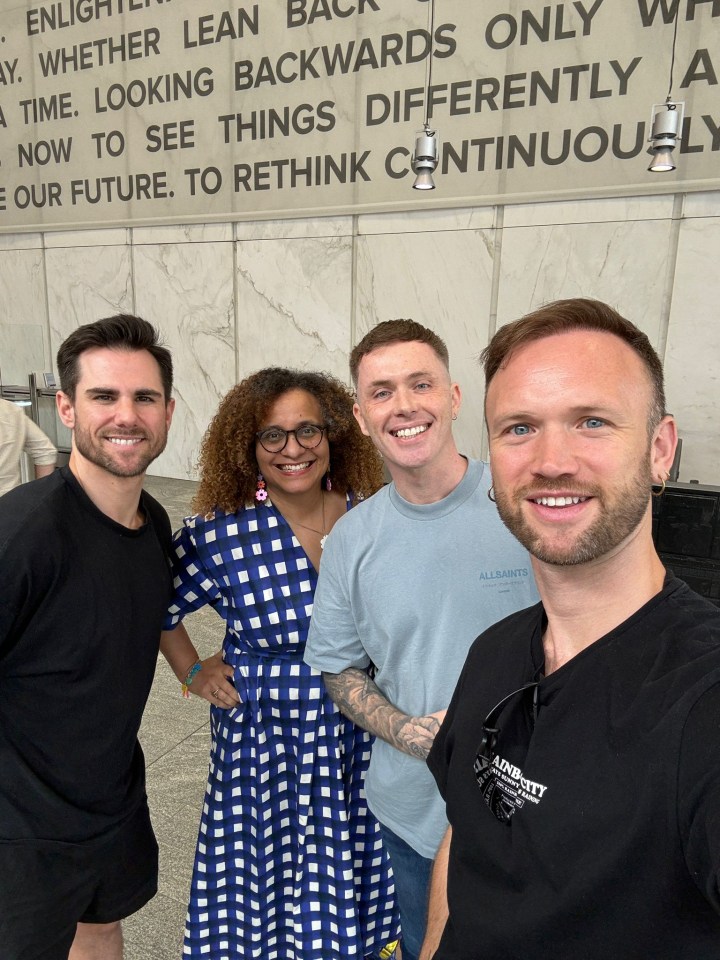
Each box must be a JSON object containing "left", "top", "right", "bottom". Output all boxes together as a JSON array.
[{"left": 1, "top": 190, "right": 718, "bottom": 484}]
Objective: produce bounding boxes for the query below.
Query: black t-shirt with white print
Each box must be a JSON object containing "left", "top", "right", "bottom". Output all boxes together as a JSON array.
[{"left": 428, "top": 575, "right": 720, "bottom": 960}]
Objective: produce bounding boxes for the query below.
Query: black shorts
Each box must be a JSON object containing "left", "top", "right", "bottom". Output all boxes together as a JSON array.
[{"left": 0, "top": 801, "right": 158, "bottom": 960}]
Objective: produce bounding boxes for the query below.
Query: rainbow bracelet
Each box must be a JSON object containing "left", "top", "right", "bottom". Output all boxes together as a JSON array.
[{"left": 181, "top": 660, "right": 202, "bottom": 698}]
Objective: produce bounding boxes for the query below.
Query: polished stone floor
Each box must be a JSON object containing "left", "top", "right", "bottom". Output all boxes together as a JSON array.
[{"left": 123, "top": 476, "right": 219, "bottom": 960}]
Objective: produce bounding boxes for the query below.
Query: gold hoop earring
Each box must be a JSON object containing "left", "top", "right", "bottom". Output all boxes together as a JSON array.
[{"left": 652, "top": 475, "right": 667, "bottom": 497}]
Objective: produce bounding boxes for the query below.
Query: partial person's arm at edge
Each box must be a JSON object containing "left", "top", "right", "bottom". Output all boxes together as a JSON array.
[
  {"left": 419, "top": 826, "right": 451, "bottom": 960},
  {"left": 24, "top": 417, "right": 57, "bottom": 477},
  {"left": 160, "top": 623, "right": 239, "bottom": 707},
  {"left": 322, "top": 666, "right": 446, "bottom": 760}
]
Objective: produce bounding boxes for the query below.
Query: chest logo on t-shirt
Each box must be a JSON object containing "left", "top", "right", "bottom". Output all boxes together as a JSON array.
[{"left": 474, "top": 753, "right": 548, "bottom": 823}]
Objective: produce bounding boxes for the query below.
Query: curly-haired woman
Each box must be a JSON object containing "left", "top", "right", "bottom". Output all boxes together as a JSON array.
[{"left": 160, "top": 368, "right": 399, "bottom": 960}]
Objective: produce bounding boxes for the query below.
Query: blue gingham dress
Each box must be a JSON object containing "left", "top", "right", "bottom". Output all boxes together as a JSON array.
[{"left": 165, "top": 500, "right": 399, "bottom": 959}]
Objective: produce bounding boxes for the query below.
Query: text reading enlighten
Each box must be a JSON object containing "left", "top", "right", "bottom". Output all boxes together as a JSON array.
[{"left": 27, "top": 0, "right": 169, "bottom": 34}]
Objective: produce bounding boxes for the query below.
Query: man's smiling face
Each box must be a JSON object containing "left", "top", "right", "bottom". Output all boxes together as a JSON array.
[
  {"left": 57, "top": 346, "right": 174, "bottom": 479},
  {"left": 353, "top": 339, "right": 460, "bottom": 483},
  {"left": 485, "top": 329, "right": 664, "bottom": 567}
]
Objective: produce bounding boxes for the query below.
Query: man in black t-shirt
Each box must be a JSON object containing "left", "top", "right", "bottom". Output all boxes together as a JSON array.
[
  {"left": 422, "top": 299, "right": 720, "bottom": 960},
  {"left": 0, "top": 315, "right": 175, "bottom": 959}
]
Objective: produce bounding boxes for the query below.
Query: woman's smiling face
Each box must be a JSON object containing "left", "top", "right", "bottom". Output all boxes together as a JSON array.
[{"left": 255, "top": 389, "right": 329, "bottom": 500}]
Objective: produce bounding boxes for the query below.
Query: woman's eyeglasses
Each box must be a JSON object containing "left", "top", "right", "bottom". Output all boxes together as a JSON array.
[{"left": 256, "top": 424, "right": 326, "bottom": 453}]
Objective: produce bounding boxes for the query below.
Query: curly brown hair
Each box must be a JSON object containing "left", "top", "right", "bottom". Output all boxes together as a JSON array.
[{"left": 194, "top": 367, "right": 385, "bottom": 515}]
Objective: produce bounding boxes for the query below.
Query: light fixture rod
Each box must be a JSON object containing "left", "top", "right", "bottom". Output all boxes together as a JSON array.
[
  {"left": 423, "top": 0, "right": 436, "bottom": 129},
  {"left": 666, "top": 3, "right": 679, "bottom": 100}
]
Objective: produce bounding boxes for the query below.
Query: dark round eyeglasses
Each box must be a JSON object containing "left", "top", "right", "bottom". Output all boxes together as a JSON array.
[{"left": 256, "top": 423, "right": 327, "bottom": 454}]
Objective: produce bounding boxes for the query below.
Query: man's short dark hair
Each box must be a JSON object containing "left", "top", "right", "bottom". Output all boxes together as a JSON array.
[
  {"left": 57, "top": 314, "right": 173, "bottom": 402},
  {"left": 349, "top": 319, "right": 450, "bottom": 386},
  {"left": 480, "top": 298, "right": 666, "bottom": 432}
]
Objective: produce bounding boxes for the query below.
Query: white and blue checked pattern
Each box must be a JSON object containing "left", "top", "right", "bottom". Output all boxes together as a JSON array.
[{"left": 166, "top": 502, "right": 399, "bottom": 959}]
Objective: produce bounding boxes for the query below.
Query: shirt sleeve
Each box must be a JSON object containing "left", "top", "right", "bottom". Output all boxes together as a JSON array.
[
  {"left": 0, "top": 540, "right": 29, "bottom": 661},
  {"left": 23, "top": 418, "right": 57, "bottom": 466},
  {"left": 0, "top": 507, "right": 50, "bottom": 663},
  {"left": 304, "top": 522, "right": 371, "bottom": 674},
  {"left": 678, "top": 679, "right": 720, "bottom": 914},
  {"left": 163, "top": 520, "right": 225, "bottom": 629}
]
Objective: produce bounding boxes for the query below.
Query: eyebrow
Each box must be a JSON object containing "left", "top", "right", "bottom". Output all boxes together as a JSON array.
[
  {"left": 490, "top": 404, "right": 622, "bottom": 427},
  {"left": 84, "top": 387, "right": 164, "bottom": 399},
  {"left": 259, "top": 420, "right": 321, "bottom": 430},
  {"left": 365, "top": 369, "right": 436, "bottom": 389}
]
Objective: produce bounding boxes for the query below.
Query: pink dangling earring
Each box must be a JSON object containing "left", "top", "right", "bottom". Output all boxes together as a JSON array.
[
  {"left": 325, "top": 465, "right": 332, "bottom": 492},
  {"left": 255, "top": 474, "right": 268, "bottom": 502}
]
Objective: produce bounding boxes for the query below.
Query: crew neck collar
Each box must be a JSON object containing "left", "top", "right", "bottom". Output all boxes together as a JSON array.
[
  {"left": 388, "top": 457, "right": 486, "bottom": 520},
  {"left": 62, "top": 464, "right": 149, "bottom": 536}
]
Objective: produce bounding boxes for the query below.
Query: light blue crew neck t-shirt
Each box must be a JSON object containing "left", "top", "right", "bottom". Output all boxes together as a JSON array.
[{"left": 305, "top": 458, "right": 539, "bottom": 859}]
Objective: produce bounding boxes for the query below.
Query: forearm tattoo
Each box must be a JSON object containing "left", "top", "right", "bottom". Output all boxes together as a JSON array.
[{"left": 323, "top": 668, "right": 442, "bottom": 760}]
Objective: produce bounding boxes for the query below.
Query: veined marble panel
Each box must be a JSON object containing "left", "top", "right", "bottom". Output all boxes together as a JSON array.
[
  {"left": 134, "top": 242, "right": 236, "bottom": 482},
  {"left": 355, "top": 229, "right": 495, "bottom": 460},
  {"left": 44, "top": 228, "right": 130, "bottom": 249},
  {"left": 664, "top": 216, "right": 720, "bottom": 486},
  {"left": 0, "top": 324, "right": 47, "bottom": 386},
  {"left": 234, "top": 217, "right": 353, "bottom": 242},
  {"left": 503, "top": 195, "right": 675, "bottom": 228},
  {"left": 358, "top": 206, "right": 496, "bottom": 235},
  {"left": 682, "top": 192, "right": 720, "bottom": 219},
  {"left": 132, "top": 224, "right": 233, "bottom": 245},
  {"left": 0, "top": 233, "right": 43, "bottom": 251},
  {"left": 46, "top": 245, "right": 134, "bottom": 361},
  {"left": 235, "top": 235, "right": 353, "bottom": 383},
  {"left": 0, "top": 247, "right": 49, "bottom": 382},
  {"left": 496, "top": 219, "right": 675, "bottom": 346}
]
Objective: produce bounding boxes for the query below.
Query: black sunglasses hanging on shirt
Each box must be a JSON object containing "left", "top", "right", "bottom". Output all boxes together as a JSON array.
[{"left": 473, "top": 681, "right": 540, "bottom": 823}]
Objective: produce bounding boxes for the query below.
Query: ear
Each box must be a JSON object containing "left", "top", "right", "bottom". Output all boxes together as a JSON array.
[
  {"left": 353, "top": 401, "right": 370, "bottom": 438},
  {"left": 650, "top": 415, "right": 678, "bottom": 481},
  {"left": 56, "top": 390, "right": 75, "bottom": 429},
  {"left": 165, "top": 397, "right": 176, "bottom": 431},
  {"left": 450, "top": 382, "right": 461, "bottom": 419}
]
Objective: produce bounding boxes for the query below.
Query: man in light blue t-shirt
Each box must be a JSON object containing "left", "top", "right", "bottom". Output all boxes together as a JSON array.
[{"left": 305, "top": 319, "right": 538, "bottom": 960}]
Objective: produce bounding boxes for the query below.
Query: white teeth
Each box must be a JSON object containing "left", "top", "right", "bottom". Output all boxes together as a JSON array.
[
  {"left": 108, "top": 437, "right": 141, "bottom": 445},
  {"left": 533, "top": 496, "right": 587, "bottom": 507},
  {"left": 394, "top": 425, "right": 428, "bottom": 438},
  {"left": 279, "top": 462, "right": 310, "bottom": 473}
]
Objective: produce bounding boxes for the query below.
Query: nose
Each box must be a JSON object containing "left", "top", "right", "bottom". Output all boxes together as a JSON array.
[
  {"left": 530, "top": 426, "right": 579, "bottom": 479},
  {"left": 114, "top": 396, "right": 138, "bottom": 427},
  {"left": 393, "top": 385, "right": 417, "bottom": 416},
  {"left": 282, "top": 431, "right": 307, "bottom": 457}
]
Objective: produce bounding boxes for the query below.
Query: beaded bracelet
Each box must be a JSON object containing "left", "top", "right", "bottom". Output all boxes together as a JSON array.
[{"left": 181, "top": 659, "right": 202, "bottom": 698}]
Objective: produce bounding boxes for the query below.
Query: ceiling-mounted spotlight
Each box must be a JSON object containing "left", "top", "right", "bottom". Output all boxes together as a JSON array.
[
  {"left": 412, "top": 126, "right": 439, "bottom": 190},
  {"left": 647, "top": 100, "right": 684, "bottom": 172},
  {"left": 411, "top": 0, "right": 439, "bottom": 191},
  {"left": 647, "top": 1, "right": 682, "bottom": 174}
]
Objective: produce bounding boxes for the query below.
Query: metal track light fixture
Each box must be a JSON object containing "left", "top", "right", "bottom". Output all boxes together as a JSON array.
[
  {"left": 412, "top": 126, "right": 439, "bottom": 190},
  {"left": 412, "top": 0, "right": 439, "bottom": 190},
  {"left": 647, "top": 6, "right": 684, "bottom": 173}
]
